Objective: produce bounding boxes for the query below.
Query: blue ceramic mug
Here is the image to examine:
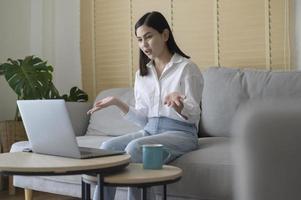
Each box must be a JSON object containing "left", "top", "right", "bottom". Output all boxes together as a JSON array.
[{"left": 142, "top": 144, "right": 170, "bottom": 169}]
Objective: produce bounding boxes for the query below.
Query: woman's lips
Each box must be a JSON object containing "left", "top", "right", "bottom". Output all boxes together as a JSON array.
[{"left": 144, "top": 49, "right": 152, "bottom": 55}]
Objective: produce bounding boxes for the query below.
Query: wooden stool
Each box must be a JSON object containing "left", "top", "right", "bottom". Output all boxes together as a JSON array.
[{"left": 82, "top": 163, "right": 182, "bottom": 200}]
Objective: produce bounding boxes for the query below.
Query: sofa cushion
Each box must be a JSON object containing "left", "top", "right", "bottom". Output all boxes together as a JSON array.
[
  {"left": 86, "top": 88, "right": 141, "bottom": 136},
  {"left": 166, "top": 137, "right": 233, "bottom": 199},
  {"left": 202, "top": 67, "right": 301, "bottom": 137}
]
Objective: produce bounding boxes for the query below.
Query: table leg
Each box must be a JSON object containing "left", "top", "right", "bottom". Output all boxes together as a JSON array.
[
  {"left": 81, "top": 179, "right": 85, "bottom": 200},
  {"left": 142, "top": 187, "right": 147, "bottom": 200},
  {"left": 163, "top": 184, "right": 167, "bottom": 200},
  {"left": 81, "top": 178, "right": 91, "bottom": 200},
  {"left": 85, "top": 182, "right": 91, "bottom": 200},
  {"left": 97, "top": 174, "right": 104, "bottom": 200}
]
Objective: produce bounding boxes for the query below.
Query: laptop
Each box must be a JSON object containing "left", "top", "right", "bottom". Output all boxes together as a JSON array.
[{"left": 17, "top": 99, "right": 125, "bottom": 159}]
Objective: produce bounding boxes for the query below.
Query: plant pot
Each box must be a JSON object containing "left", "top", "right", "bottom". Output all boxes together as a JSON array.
[
  {"left": 0, "top": 120, "right": 27, "bottom": 192},
  {"left": 0, "top": 120, "right": 27, "bottom": 153}
]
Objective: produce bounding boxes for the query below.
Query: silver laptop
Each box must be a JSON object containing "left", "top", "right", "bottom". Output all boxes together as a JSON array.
[{"left": 17, "top": 99, "right": 125, "bottom": 159}]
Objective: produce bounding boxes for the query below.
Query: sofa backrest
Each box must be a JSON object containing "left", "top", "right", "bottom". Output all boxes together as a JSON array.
[
  {"left": 66, "top": 102, "right": 92, "bottom": 136},
  {"left": 86, "top": 88, "right": 141, "bottom": 136},
  {"left": 201, "top": 67, "right": 301, "bottom": 137}
]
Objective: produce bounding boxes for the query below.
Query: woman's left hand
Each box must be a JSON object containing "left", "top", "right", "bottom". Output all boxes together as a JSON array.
[{"left": 164, "top": 92, "right": 186, "bottom": 114}]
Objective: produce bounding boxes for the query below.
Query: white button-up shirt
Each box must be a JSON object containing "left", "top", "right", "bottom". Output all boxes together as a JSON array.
[{"left": 124, "top": 53, "right": 203, "bottom": 128}]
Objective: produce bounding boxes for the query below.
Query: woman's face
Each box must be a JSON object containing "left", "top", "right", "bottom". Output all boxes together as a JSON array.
[{"left": 136, "top": 25, "right": 168, "bottom": 60}]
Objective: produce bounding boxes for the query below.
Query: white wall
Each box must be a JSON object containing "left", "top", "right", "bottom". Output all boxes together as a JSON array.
[
  {"left": 30, "top": 0, "right": 82, "bottom": 94},
  {"left": 0, "top": 0, "right": 81, "bottom": 121},
  {"left": 0, "top": 0, "right": 31, "bottom": 121},
  {"left": 53, "top": 0, "right": 81, "bottom": 94}
]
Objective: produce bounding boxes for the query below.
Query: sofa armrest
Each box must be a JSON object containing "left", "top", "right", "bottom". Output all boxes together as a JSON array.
[
  {"left": 66, "top": 102, "right": 92, "bottom": 136},
  {"left": 232, "top": 99, "right": 301, "bottom": 200}
]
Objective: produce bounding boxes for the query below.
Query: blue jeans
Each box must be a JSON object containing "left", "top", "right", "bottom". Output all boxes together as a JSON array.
[{"left": 93, "top": 117, "right": 199, "bottom": 200}]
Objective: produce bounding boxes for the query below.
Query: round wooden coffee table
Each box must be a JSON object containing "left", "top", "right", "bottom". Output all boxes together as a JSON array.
[
  {"left": 82, "top": 163, "right": 183, "bottom": 200},
  {"left": 0, "top": 152, "right": 131, "bottom": 200}
]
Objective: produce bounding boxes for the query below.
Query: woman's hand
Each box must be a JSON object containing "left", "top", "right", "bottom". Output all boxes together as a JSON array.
[
  {"left": 164, "top": 92, "right": 186, "bottom": 116},
  {"left": 87, "top": 96, "right": 129, "bottom": 115},
  {"left": 87, "top": 96, "right": 117, "bottom": 114}
]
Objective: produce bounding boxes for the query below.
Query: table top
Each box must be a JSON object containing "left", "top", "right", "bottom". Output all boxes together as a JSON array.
[
  {"left": 83, "top": 163, "right": 183, "bottom": 185},
  {"left": 0, "top": 152, "right": 130, "bottom": 175}
]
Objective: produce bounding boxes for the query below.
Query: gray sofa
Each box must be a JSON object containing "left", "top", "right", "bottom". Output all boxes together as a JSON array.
[
  {"left": 233, "top": 99, "right": 301, "bottom": 200},
  {"left": 10, "top": 67, "right": 301, "bottom": 200}
]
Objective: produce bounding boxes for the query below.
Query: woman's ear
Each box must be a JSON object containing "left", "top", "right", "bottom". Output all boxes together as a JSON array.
[{"left": 162, "top": 29, "right": 169, "bottom": 42}]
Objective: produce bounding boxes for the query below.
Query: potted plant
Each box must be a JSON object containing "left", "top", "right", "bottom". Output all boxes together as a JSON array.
[
  {"left": 0, "top": 55, "right": 89, "bottom": 147},
  {"left": 0, "top": 55, "right": 89, "bottom": 192},
  {"left": 0, "top": 55, "right": 88, "bottom": 120}
]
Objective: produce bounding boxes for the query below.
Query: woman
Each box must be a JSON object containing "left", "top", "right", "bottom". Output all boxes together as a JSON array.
[{"left": 89, "top": 11, "right": 203, "bottom": 200}]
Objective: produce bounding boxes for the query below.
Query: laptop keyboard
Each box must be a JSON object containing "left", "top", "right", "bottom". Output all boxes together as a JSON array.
[
  {"left": 78, "top": 146, "right": 125, "bottom": 159},
  {"left": 79, "top": 147, "right": 100, "bottom": 155}
]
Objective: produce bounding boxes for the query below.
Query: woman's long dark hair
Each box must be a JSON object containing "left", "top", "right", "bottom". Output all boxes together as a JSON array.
[{"left": 135, "top": 11, "right": 190, "bottom": 76}]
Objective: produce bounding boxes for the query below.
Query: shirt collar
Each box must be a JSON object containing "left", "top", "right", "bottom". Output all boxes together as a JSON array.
[{"left": 146, "top": 53, "right": 183, "bottom": 68}]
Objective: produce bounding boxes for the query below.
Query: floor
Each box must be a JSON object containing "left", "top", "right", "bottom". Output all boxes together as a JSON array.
[{"left": 0, "top": 188, "right": 79, "bottom": 200}]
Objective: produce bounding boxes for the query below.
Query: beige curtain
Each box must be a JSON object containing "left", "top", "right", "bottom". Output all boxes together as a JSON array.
[{"left": 80, "top": 0, "right": 294, "bottom": 100}]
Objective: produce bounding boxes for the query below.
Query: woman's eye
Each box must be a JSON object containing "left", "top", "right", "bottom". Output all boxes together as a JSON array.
[
  {"left": 146, "top": 35, "right": 152, "bottom": 39},
  {"left": 137, "top": 38, "right": 142, "bottom": 42}
]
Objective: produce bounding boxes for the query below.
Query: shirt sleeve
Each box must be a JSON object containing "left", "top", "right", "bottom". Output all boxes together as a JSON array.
[
  {"left": 177, "top": 63, "right": 203, "bottom": 122},
  {"left": 123, "top": 72, "right": 148, "bottom": 127}
]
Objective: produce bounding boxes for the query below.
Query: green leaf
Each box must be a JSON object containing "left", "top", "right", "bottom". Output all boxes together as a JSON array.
[
  {"left": 7, "top": 58, "right": 20, "bottom": 66},
  {"left": 1, "top": 56, "right": 54, "bottom": 100},
  {"left": 2, "top": 55, "right": 88, "bottom": 104},
  {"left": 44, "top": 82, "right": 60, "bottom": 99},
  {"left": 2, "top": 55, "right": 89, "bottom": 120},
  {"left": 0, "top": 63, "right": 11, "bottom": 75},
  {"left": 61, "top": 94, "right": 68, "bottom": 101},
  {"left": 62, "top": 86, "right": 88, "bottom": 102},
  {"left": 29, "top": 56, "right": 43, "bottom": 65}
]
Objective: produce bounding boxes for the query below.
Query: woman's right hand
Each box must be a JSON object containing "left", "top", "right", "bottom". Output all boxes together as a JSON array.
[{"left": 87, "top": 96, "right": 117, "bottom": 114}]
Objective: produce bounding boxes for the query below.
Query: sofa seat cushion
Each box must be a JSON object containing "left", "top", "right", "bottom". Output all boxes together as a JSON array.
[
  {"left": 10, "top": 141, "right": 32, "bottom": 152},
  {"left": 167, "top": 137, "right": 233, "bottom": 200}
]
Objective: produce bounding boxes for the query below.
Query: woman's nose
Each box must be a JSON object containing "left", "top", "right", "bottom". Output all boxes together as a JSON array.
[{"left": 142, "top": 40, "right": 148, "bottom": 48}]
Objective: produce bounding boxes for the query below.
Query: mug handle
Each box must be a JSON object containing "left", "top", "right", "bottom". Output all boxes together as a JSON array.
[
  {"left": 139, "top": 145, "right": 172, "bottom": 164},
  {"left": 163, "top": 147, "right": 172, "bottom": 164}
]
